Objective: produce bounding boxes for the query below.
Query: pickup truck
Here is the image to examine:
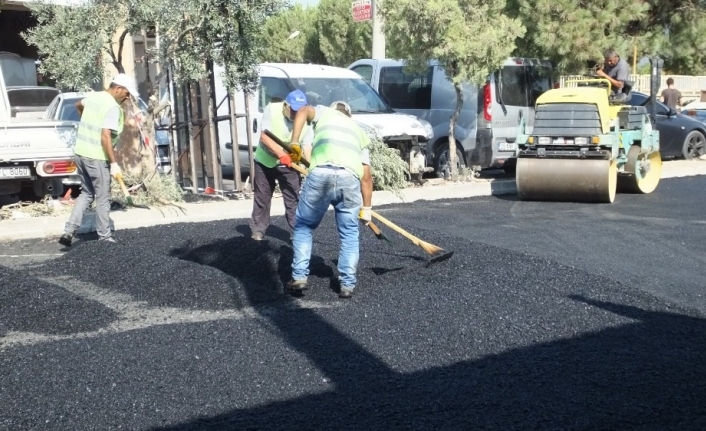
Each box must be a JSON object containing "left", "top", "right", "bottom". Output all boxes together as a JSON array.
[{"left": 0, "top": 64, "right": 79, "bottom": 199}]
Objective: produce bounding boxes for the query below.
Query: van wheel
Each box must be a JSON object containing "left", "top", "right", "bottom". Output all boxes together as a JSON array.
[{"left": 434, "top": 142, "right": 466, "bottom": 178}]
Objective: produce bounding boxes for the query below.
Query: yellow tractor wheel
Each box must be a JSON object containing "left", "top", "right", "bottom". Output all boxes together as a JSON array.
[{"left": 617, "top": 145, "right": 662, "bottom": 194}]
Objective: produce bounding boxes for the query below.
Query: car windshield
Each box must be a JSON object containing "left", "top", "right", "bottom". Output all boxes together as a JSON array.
[{"left": 289, "top": 77, "right": 391, "bottom": 114}]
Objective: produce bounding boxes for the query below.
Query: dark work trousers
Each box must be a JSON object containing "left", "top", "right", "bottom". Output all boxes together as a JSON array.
[{"left": 250, "top": 160, "right": 301, "bottom": 236}]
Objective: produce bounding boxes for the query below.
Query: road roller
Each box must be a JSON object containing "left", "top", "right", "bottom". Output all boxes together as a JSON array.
[{"left": 514, "top": 58, "right": 664, "bottom": 203}]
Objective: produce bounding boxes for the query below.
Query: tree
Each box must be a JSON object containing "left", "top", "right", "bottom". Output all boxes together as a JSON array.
[
  {"left": 381, "top": 0, "right": 525, "bottom": 178},
  {"left": 505, "top": 0, "right": 706, "bottom": 75},
  {"left": 23, "top": 0, "right": 283, "bottom": 183},
  {"left": 316, "top": 0, "right": 371, "bottom": 67},
  {"left": 261, "top": 5, "right": 322, "bottom": 63}
]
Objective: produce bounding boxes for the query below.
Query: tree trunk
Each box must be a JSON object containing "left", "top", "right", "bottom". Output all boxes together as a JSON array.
[{"left": 447, "top": 82, "right": 464, "bottom": 178}]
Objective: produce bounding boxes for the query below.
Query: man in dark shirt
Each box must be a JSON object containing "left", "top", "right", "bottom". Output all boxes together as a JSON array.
[
  {"left": 597, "top": 49, "right": 630, "bottom": 95},
  {"left": 661, "top": 78, "right": 682, "bottom": 109}
]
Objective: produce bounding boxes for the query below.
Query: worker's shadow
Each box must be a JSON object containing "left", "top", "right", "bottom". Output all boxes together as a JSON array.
[
  {"left": 173, "top": 224, "right": 335, "bottom": 303},
  {"left": 234, "top": 224, "right": 350, "bottom": 295}
]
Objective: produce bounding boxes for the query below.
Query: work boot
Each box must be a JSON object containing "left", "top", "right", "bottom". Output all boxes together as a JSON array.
[
  {"left": 99, "top": 236, "right": 118, "bottom": 244},
  {"left": 286, "top": 279, "right": 308, "bottom": 292},
  {"left": 58, "top": 234, "right": 72, "bottom": 247},
  {"left": 338, "top": 287, "right": 354, "bottom": 299},
  {"left": 251, "top": 232, "right": 264, "bottom": 241}
]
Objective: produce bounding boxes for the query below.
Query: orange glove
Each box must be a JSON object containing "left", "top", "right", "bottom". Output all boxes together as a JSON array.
[{"left": 279, "top": 154, "right": 292, "bottom": 167}]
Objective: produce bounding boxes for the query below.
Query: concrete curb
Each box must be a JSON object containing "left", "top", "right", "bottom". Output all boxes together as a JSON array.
[{"left": 1, "top": 159, "right": 705, "bottom": 242}]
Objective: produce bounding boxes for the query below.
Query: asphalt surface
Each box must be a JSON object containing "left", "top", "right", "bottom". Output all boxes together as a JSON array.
[{"left": 1, "top": 176, "right": 705, "bottom": 430}]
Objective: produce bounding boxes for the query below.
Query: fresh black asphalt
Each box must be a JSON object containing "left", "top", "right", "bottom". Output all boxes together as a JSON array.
[{"left": 1, "top": 176, "right": 705, "bottom": 430}]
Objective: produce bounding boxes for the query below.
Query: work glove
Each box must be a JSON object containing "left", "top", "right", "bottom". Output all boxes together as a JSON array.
[
  {"left": 359, "top": 206, "right": 372, "bottom": 224},
  {"left": 279, "top": 154, "right": 293, "bottom": 167},
  {"left": 289, "top": 144, "right": 302, "bottom": 163},
  {"left": 110, "top": 162, "right": 122, "bottom": 179}
]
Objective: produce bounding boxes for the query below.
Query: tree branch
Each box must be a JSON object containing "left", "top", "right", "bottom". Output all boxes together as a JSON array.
[
  {"left": 175, "top": 16, "right": 207, "bottom": 47},
  {"left": 116, "top": 29, "right": 129, "bottom": 66}
]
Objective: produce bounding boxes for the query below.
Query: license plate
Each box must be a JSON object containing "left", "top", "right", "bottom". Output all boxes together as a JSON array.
[
  {"left": 0, "top": 166, "right": 31, "bottom": 179},
  {"left": 499, "top": 142, "right": 517, "bottom": 151}
]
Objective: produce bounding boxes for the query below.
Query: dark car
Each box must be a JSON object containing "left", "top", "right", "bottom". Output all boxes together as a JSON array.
[{"left": 628, "top": 92, "right": 706, "bottom": 159}]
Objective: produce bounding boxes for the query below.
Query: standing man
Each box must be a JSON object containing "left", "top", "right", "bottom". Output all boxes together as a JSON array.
[
  {"left": 287, "top": 101, "right": 373, "bottom": 299},
  {"left": 58, "top": 73, "right": 139, "bottom": 247},
  {"left": 662, "top": 78, "right": 682, "bottom": 109},
  {"left": 597, "top": 49, "right": 630, "bottom": 95},
  {"left": 249, "top": 89, "right": 313, "bottom": 241}
]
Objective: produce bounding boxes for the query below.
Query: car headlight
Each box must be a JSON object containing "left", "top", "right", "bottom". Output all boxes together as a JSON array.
[
  {"left": 538, "top": 136, "right": 551, "bottom": 145},
  {"left": 574, "top": 137, "right": 588, "bottom": 145}
]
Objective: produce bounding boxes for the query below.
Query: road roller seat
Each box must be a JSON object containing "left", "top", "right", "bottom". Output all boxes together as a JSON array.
[{"left": 609, "top": 80, "right": 634, "bottom": 105}]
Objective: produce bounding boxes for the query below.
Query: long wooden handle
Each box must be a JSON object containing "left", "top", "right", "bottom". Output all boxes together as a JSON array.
[
  {"left": 367, "top": 220, "right": 383, "bottom": 236},
  {"left": 264, "top": 129, "right": 311, "bottom": 168},
  {"left": 115, "top": 174, "right": 130, "bottom": 197},
  {"left": 370, "top": 210, "right": 423, "bottom": 246}
]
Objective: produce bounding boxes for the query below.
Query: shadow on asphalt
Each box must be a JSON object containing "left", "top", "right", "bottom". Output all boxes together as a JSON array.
[{"left": 148, "top": 287, "right": 706, "bottom": 429}]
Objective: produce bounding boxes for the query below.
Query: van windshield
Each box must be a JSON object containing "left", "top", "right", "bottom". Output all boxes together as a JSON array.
[{"left": 290, "top": 77, "right": 392, "bottom": 114}]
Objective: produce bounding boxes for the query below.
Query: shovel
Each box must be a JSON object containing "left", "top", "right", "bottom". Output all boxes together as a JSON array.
[
  {"left": 371, "top": 210, "right": 454, "bottom": 264},
  {"left": 115, "top": 173, "right": 150, "bottom": 209}
]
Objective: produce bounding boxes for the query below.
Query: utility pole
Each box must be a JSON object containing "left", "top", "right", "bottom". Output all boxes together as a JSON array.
[
  {"left": 372, "top": 0, "right": 385, "bottom": 59},
  {"left": 632, "top": 42, "right": 638, "bottom": 75}
]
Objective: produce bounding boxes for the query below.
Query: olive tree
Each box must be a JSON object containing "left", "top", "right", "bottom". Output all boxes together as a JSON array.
[
  {"left": 24, "top": 0, "right": 283, "bottom": 181},
  {"left": 380, "top": 0, "right": 525, "bottom": 177}
]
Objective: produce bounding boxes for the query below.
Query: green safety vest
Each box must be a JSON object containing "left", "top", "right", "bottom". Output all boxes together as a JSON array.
[
  {"left": 310, "top": 107, "right": 369, "bottom": 178},
  {"left": 255, "top": 102, "right": 311, "bottom": 168},
  {"left": 74, "top": 91, "right": 124, "bottom": 161}
]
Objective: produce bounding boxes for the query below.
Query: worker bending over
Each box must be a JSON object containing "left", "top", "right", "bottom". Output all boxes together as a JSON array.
[
  {"left": 286, "top": 101, "right": 373, "bottom": 299},
  {"left": 250, "top": 90, "right": 313, "bottom": 241}
]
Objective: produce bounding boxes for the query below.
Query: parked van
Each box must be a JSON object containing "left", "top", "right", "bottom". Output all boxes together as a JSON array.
[
  {"left": 213, "top": 63, "right": 435, "bottom": 181},
  {"left": 348, "top": 58, "right": 555, "bottom": 174}
]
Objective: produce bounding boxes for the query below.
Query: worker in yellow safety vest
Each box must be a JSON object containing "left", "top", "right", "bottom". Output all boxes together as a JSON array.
[
  {"left": 249, "top": 89, "right": 313, "bottom": 241},
  {"left": 59, "top": 73, "right": 138, "bottom": 247},
  {"left": 286, "top": 101, "right": 373, "bottom": 299}
]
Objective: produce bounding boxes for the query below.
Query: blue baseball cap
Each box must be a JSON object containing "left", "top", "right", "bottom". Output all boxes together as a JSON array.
[{"left": 285, "top": 89, "right": 308, "bottom": 111}]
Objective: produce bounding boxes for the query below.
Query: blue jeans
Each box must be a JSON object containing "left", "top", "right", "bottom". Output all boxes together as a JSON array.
[{"left": 291, "top": 168, "right": 362, "bottom": 289}]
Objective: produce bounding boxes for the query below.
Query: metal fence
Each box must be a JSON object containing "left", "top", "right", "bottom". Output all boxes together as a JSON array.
[{"left": 560, "top": 75, "right": 706, "bottom": 101}]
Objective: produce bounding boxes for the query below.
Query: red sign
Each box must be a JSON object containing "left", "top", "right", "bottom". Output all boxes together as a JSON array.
[{"left": 352, "top": 0, "right": 372, "bottom": 22}]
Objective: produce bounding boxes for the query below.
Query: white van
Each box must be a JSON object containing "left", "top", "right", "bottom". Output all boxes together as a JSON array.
[
  {"left": 214, "top": 63, "right": 435, "bottom": 181},
  {"left": 348, "top": 58, "right": 555, "bottom": 174}
]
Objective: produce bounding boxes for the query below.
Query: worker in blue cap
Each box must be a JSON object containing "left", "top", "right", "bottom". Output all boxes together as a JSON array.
[{"left": 249, "top": 89, "right": 313, "bottom": 241}]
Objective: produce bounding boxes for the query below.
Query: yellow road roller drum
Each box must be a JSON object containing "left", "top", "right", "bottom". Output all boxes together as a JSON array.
[{"left": 514, "top": 77, "right": 661, "bottom": 204}]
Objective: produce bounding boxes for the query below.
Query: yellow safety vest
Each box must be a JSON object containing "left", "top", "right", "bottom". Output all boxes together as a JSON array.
[
  {"left": 73, "top": 91, "right": 124, "bottom": 161},
  {"left": 310, "top": 107, "right": 369, "bottom": 178},
  {"left": 255, "top": 102, "right": 311, "bottom": 168}
]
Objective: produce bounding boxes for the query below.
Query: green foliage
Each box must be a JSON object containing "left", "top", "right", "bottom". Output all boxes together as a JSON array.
[
  {"left": 23, "top": 2, "right": 123, "bottom": 91},
  {"left": 381, "top": 0, "right": 525, "bottom": 86},
  {"left": 261, "top": 5, "right": 323, "bottom": 63},
  {"left": 656, "top": 8, "right": 706, "bottom": 75},
  {"left": 110, "top": 172, "right": 185, "bottom": 206},
  {"left": 505, "top": 0, "right": 706, "bottom": 75},
  {"left": 23, "top": 0, "right": 285, "bottom": 94},
  {"left": 316, "top": 0, "right": 371, "bottom": 67},
  {"left": 356, "top": 122, "right": 408, "bottom": 195}
]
